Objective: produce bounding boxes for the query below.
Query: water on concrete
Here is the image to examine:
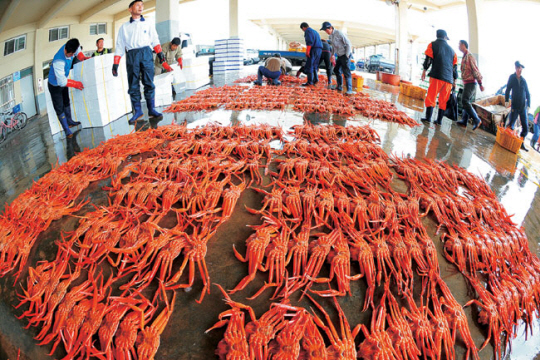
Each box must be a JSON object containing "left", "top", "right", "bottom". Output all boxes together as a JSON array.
[{"left": 0, "top": 72, "right": 539, "bottom": 360}]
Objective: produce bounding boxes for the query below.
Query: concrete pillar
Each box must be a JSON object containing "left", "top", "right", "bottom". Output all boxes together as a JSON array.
[
  {"left": 155, "top": 0, "right": 181, "bottom": 45},
  {"left": 466, "top": 0, "right": 482, "bottom": 63},
  {"left": 395, "top": 0, "right": 409, "bottom": 78},
  {"left": 229, "top": 0, "right": 239, "bottom": 38}
]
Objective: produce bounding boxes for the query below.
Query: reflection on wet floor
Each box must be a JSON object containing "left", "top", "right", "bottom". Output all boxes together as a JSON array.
[{"left": 0, "top": 72, "right": 539, "bottom": 360}]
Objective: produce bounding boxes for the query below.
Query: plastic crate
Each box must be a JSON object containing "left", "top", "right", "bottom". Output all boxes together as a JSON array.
[
  {"left": 495, "top": 126, "right": 523, "bottom": 153},
  {"left": 399, "top": 83, "right": 427, "bottom": 100}
]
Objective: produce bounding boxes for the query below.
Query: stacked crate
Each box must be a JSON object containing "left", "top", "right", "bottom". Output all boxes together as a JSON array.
[
  {"left": 213, "top": 38, "right": 244, "bottom": 74},
  {"left": 182, "top": 57, "right": 210, "bottom": 90}
]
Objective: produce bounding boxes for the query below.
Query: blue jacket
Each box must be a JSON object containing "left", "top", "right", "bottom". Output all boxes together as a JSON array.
[
  {"left": 48, "top": 45, "right": 73, "bottom": 86},
  {"left": 304, "top": 27, "right": 322, "bottom": 49},
  {"left": 505, "top": 73, "right": 530, "bottom": 110}
]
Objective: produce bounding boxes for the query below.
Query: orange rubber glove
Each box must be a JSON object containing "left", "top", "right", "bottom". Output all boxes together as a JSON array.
[
  {"left": 66, "top": 79, "right": 84, "bottom": 90},
  {"left": 306, "top": 45, "right": 311, "bottom": 57},
  {"left": 162, "top": 62, "right": 173, "bottom": 72},
  {"left": 154, "top": 45, "right": 166, "bottom": 64},
  {"left": 178, "top": 58, "right": 183, "bottom": 69},
  {"left": 112, "top": 55, "right": 121, "bottom": 77},
  {"left": 77, "top": 52, "right": 89, "bottom": 61}
]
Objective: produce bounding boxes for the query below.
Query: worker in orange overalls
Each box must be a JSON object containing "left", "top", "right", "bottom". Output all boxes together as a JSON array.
[{"left": 421, "top": 29, "right": 458, "bottom": 125}]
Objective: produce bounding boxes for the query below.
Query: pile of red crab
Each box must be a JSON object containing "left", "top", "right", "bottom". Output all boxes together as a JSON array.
[
  {"left": 165, "top": 80, "right": 419, "bottom": 127},
  {"left": 0, "top": 122, "right": 537, "bottom": 359}
]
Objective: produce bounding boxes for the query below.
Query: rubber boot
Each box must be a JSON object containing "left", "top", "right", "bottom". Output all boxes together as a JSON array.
[
  {"left": 520, "top": 137, "right": 529, "bottom": 152},
  {"left": 345, "top": 76, "right": 354, "bottom": 95},
  {"left": 334, "top": 73, "right": 343, "bottom": 91},
  {"left": 146, "top": 99, "right": 163, "bottom": 120},
  {"left": 457, "top": 111, "right": 469, "bottom": 127},
  {"left": 58, "top": 113, "right": 73, "bottom": 137},
  {"left": 64, "top": 106, "right": 81, "bottom": 127},
  {"left": 472, "top": 116, "right": 481, "bottom": 131},
  {"left": 129, "top": 101, "right": 144, "bottom": 125},
  {"left": 421, "top": 106, "right": 434, "bottom": 123},
  {"left": 434, "top": 108, "right": 444, "bottom": 125}
]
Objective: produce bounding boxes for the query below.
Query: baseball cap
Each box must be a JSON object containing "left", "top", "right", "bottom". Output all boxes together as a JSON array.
[
  {"left": 171, "top": 37, "right": 181, "bottom": 46},
  {"left": 515, "top": 61, "right": 525, "bottom": 68},
  {"left": 320, "top": 21, "right": 332, "bottom": 31},
  {"left": 436, "top": 29, "right": 449, "bottom": 40}
]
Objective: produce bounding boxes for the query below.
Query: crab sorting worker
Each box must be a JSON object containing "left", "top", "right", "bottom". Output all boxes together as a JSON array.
[
  {"left": 154, "top": 37, "right": 183, "bottom": 75},
  {"left": 112, "top": 0, "right": 172, "bottom": 124},
  {"left": 48, "top": 38, "right": 86, "bottom": 138},
  {"left": 253, "top": 54, "right": 286, "bottom": 86},
  {"left": 420, "top": 29, "right": 458, "bottom": 125}
]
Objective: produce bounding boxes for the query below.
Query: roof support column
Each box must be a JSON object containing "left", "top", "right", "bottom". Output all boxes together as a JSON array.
[
  {"left": 395, "top": 0, "right": 409, "bottom": 79},
  {"left": 229, "top": 0, "right": 239, "bottom": 38},
  {"left": 155, "top": 0, "right": 181, "bottom": 44},
  {"left": 466, "top": 0, "right": 482, "bottom": 63}
]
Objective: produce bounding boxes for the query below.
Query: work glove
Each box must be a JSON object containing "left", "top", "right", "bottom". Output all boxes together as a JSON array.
[
  {"left": 154, "top": 45, "right": 166, "bottom": 64},
  {"left": 66, "top": 79, "right": 84, "bottom": 90},
  {"left": 178, "top": 58, "right": 183, "bottom": 69},
  {"left": 112, "top": 56, "right": 121, "bottom": 77},
  {"left": 162, "top": 62, "right": 173, "bottom": 72},
  {"left": 306, "top": 45, "right": 311, "bottom": 58},
  {"left": 77, "top": 52, "right": 89, "bottom": 62}
]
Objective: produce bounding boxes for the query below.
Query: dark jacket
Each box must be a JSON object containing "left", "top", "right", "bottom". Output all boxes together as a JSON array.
[
  {"left": 505, "top": 73, "right": 530, "bottom": 110},
  {"left": 423, "top": 39, "right": 457, "bottom": 84},
  {"left": 304, "top": 27, "right": 322, "bottom": 49},
  {"left": 321, "top": 41, "right": 331, "bottom": 53}
]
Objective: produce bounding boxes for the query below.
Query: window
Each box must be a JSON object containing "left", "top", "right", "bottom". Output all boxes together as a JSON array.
[
  {"left": 0, "top": 76, "right": 15, "bottom": 112},
  {"left": 49, "top": 26, "right": 69, "bottom": 42},
  {"left": 3, "top": 35, "right": 26, "bottom": 56},
  {"left": 90, "top": 23, "right": 107, "bottom": 35}
]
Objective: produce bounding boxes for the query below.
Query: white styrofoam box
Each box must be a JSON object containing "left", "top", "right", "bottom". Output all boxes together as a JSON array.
[{"left": 149, "top": 72, "right": 173, "bottom": 107}]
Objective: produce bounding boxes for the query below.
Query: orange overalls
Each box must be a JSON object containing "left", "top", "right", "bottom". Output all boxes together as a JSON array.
[{"left": 424, "top": 43, "right": 457, "bottom": 111}]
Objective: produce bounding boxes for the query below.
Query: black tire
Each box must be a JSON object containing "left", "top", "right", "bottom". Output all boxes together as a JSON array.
[
  {"left": 15, "top": 112, "right": 27, "bottom": 130},
  {"left": 0, "top": 126, "right": 6, "bottom": 143}
]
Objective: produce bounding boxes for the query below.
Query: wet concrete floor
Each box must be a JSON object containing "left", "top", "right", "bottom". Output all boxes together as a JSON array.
[{"left": 0, "top": 72, "right": 539, "bottom": 360}]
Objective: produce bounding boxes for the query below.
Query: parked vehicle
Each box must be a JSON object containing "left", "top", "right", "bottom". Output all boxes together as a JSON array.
[
  {"left": 244, "top": 49, "right": 260, "bottom": 65},
  {"left": 366, "top": 54, "right": 395, "bottom": 73},
  {"left": 356, "top": 59, "right": 366, "bottom": 70},
  {"left": 259, "top": 50, "right": 306, "bottom": 66}
]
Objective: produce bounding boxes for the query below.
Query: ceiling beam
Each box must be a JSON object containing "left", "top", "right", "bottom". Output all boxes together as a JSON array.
[
  {"left": 38, "top": 0, "right": 74, "bottom": 28},
  {"left": 0, "top": 0, "right": 21, "bottom": 33},
  {"left": 80, "top": 0, "right": 124, "bottom": 22}
]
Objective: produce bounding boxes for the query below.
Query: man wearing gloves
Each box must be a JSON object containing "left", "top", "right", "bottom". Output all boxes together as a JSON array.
[
  {"left": 48, "top": 38, "right": 86, "bottom": 138},
  {"left": 300, "top": 22, "right": 322, "bottom": 86},
  {"left": 113, "top": 0, "right": 172, "bottom": 124},
  {"left": 421, "top": 29, "right": 458, "bottom": 125},
  {"left": 505, "top": 61, "right": 531, "bottom": 152},
  {"left": 321, "top": 22, "right": 353, "bottom": 94},
  {"left": 154, "top": 37, "right": 183, "bottom": 75}
]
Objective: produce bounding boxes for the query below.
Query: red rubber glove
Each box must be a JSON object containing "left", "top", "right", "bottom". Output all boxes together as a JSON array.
[
  {"left": 112, "top": 55, "right": 121, "bottom": 77},
  {"left": 306, "top": 45, "right": 311, "bottom": 57},
  {"left": 178, "top": 58, "right": 183, "bottom": 69},
  {"left": 162, "top": 62, "right": 173, "bottom": 72},
  {"left": 77, "top": 52, "right": 89, "bottom": 61},
  {"left": 154, "top": 45, "right": 166, "bottom": 64},
  {"left": 66, "top": 79, "right": 84, "bottom": 90}
]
